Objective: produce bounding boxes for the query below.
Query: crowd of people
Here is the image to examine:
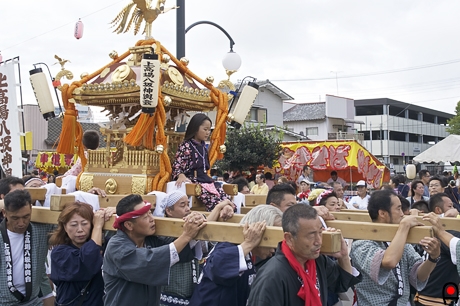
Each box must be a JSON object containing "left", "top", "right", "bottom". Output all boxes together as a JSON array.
[{"left": 1, "top": 113, "right": 460, "bottom": 305}]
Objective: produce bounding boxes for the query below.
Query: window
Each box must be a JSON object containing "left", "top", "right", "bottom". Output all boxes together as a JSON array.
[
  {"left": 306, "top": 127, "right": 318, "bottom": 136},
  {"left": 392, "top": 158, "right": 400, "bottom": 165},
  {"left": 246, "top": 107, "right": 267, "bottom": 122}
]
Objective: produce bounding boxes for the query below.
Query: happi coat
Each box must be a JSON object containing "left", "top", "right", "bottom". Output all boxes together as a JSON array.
[
  {"left": 103, "top": 230, "right": 193, "bottom": 306},
  {"left": 247, "top": 242, "right": 361, "bottom": 306}
]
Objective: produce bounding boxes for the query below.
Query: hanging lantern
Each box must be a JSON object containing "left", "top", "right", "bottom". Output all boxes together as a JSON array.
[
  {"left": 405, "top": 163, "right": 416, "bottom": 180},
  {"left": 74, "top": 19, "right": 84, "bottom": 40},
  {"left": 29, "top": 68, "right": 55, "bottom": 120},
  {"left": 230, "top": 82, "right": 259, "bottom": 129},
  {"left": 0, "top": 52, "right": 3, "bottom": 63},
  {"left": 140, "top": 53, "right": 160, "bottom": 114}
]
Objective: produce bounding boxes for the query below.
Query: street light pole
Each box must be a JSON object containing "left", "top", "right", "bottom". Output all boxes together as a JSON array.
[{"left": 176, "top": 0, "right": 185, "bottom": 59}]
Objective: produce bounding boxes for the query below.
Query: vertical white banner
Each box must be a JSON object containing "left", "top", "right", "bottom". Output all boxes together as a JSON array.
[{"left": 0, "top": 62, "right": 22, "bottom": 176}]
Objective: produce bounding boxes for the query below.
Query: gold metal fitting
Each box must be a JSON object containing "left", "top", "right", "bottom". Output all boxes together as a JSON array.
[
  {"left": 162, "top": 54, "right": 171, "bottom": 64},
  {"left": 219, "top": 145, "right": 227, "bottom": 153},
  {"left": 180, "top": 57, "right": 189, "bottom": 66},
  {"left": 205, "top": 76, "right": 214, "bottom": 84},
  {"left": 227, "top": 113, "right": 235, "bottom": 122},
  {"left": 109, "top": 51, "right": 118, "bottom": 59},
  {"left": 80, "top": 72, "right": 89, "bottom": 79},
  {"left": 163, "top": 96, "right": 172, "bottom": 106},
  {"left": 156, "top": 145, "right": 164, "bottom": 154}
]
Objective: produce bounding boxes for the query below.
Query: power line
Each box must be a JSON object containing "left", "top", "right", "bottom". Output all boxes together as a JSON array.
[
  {"left": 271, "top": 59, "right": 460, "bottom": 82},
  {"left": 1, "top": 1, "right": 125, "bottom": 52}
]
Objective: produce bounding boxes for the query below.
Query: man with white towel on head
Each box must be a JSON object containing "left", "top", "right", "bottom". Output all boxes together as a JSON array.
[{"left": 156, "top": 190, "right": 235, "bottom": 306}]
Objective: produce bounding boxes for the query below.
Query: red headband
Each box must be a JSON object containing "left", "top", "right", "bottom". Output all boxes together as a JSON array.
[{"left": 113, "top": 202, "right": 151, "bottom": 230}]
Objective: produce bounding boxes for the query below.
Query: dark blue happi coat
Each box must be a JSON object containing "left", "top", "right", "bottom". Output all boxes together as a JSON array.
[
  {"left": 189, "top": 242, "right": 256, "bottom": 306},
  {"left": 51, "top": 239, "right": 104, "bottom": 306}
]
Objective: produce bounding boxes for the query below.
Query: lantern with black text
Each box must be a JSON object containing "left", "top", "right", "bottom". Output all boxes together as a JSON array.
[
  {"left": 29, "top": 68, "right": 55, "bottom": 120},
  {"left": 229, "top": 82, "right": 259, "bottom": 129},
  {"left": 140, "top": 53, "right": 160, "bottom": 114}
]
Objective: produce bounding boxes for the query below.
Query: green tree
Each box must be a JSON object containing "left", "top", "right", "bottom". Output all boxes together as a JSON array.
[
  {"left": 447, "top": 101, "right": 460, "bottom": 134},
  {"left": 215, "top": 123, "right": 283, "bottom": 172}
]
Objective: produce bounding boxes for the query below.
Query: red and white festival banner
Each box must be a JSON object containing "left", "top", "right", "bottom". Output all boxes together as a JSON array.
[{"left": 0, "top": 61, "right": 23, "bottom": 176}]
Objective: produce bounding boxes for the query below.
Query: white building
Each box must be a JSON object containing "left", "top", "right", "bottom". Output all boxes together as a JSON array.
[
  {"left": 283, "top": 95, "right": 363, "bottom": 142},
  {"left": 354, "top": 98, "right": 452, "bottom": 174}
]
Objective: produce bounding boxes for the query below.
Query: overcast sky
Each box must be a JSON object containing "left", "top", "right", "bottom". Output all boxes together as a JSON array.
[{"left": 1, "top": 0, "right": 460, "bottom": 118}]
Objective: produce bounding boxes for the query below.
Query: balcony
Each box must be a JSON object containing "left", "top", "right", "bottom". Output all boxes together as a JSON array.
[{"left": 328, "top": 132, "right": 364, "bottom": 143}]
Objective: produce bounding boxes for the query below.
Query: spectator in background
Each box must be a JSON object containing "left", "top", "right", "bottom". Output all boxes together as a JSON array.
[
  {"left": 63, "top": 130, "right": 100, "bottom": 177},
  {"left": 418, "top": 170, "right": 431, "bottom": 198},
  {"left": 399, "top": 195, "right": 411, "bottom": 215},
  {"left": 395, "top": 174, "right": 410, "bottom": 197},
  {"left": 407, "top": 180, "right": 429, "bottom": 207},
  {"left": 250, "top": 174, "right": 269, "bottom": 195},
  {"left": 443, "top": 177, "right": 460, "bottom": 209},
  {"left": 247, "top": 167, "right": 257, "bottom": 189},
  {"left": 412, "top": 200, "right": 430, "bottom": 214},
  {"left": 429, "top": 193, "right": 458, "bottom": 217},
  {"left": 347, "top": 180, "right": 370, "bottom": 210},
  {"left": 264, "top": 172, "right": 275, "bottom": 190},
  {"left": 296, "top": 179, "right": 311, "bottom": 204},
  {"left": 296, "top": 165, "right": 313, "bottom": 187},
  {"left": 316, "top": 190, "right": 341, "bottom": 212},
  {"left": 223, "top": 173, "right": 230, "bottom": 183},
  {"left": 47, "top": 175, "right": 56, "bottom": 184},
  {"left": 267, "top": 184, "right": 297, "bottom": 212},
  {"left": 232, "top": 177, "right": 250, "bottom": 195},
  {"left": 332, "top": 181, "right": 348, "bottom": 208},
  {"left": 277, "top": 176, "right": 289, "bottom": 185},
  {"left": 326, "top": 171, "right": 348, "bottom": 189}
]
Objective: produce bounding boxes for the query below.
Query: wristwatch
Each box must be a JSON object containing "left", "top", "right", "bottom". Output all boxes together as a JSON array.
[{"left": 428, "top": 255, "right": 441, "bottom": 263}]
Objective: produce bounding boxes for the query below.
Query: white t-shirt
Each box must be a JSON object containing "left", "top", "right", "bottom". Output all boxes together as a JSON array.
[
  {"left": 8, "top": 229, "right": 26, "bottom": 295},
  {"left": 347, "top": 195, "right": 370, "bottom": 210}
]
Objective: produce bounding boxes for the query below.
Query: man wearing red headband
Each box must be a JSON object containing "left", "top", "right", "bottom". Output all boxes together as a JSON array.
[
  {"left": 103, "top": 194, "right": 206, "bottom": 306},
  {"left": 248, "top": 204, "right": 361, "bottom": 306}
]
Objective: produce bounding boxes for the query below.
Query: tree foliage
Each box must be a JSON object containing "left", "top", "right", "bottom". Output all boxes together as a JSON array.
[
  {"left": 215, "top": 123, "right": 283, "bottom": 172},
  {"left": 447, "top": 100, "right": 460, "bottom": 134}
]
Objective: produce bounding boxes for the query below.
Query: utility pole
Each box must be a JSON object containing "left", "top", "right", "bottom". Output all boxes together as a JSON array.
[{"left": 330, "top": 71, "right": 342, "bottom": 95}]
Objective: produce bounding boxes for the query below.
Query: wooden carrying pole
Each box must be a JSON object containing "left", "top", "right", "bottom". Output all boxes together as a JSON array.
[
  {"left": 30, "top": 206, "right": 342, "bottom": 252},
  {"left": 201, "top": 212, "right": 433, "bottom": 244}
]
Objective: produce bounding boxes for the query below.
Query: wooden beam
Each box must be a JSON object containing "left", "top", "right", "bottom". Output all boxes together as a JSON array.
[
  {"left": 332, "top": 212, "right": 460, "bottom": 231},
  {"left": 30, "top": 206, "right": 341, "bottom": 252},
  {"left": 333, "top": 212, "right": 371, "bottom": 222},
  {"left": 325, "top": 220, "right": 433, "bottom": 244},
  {"left": 25, "top": 187, "right": 47, "bottom": 204},
  {"left": 49, "top": 194, "right": 157, "bottom": 211},
  {"left": 339, "top": 209, "right": 368, "bottom": 213},
  {"left": 244, "top": 195, "right": 267, "bottom": 206},
  {"left": 203, "top": 212, "right": 434, "bottom": 244},
  {"left": 185, "top": 184, "right": 238, "bottom": 196},
  {"left": 241, "top": 206, "right": 253, "bottom": 214}
]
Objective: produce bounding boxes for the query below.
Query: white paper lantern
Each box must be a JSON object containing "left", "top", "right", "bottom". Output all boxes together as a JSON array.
[
  {"left": 231, "top": 82, "right": 259, "bottom": 128},
  {"left": 406, "top": 164, "right": 416, "bottom": 180},
  {"left": 29, "top": 68, "right": 55, "bottom": 120}
]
